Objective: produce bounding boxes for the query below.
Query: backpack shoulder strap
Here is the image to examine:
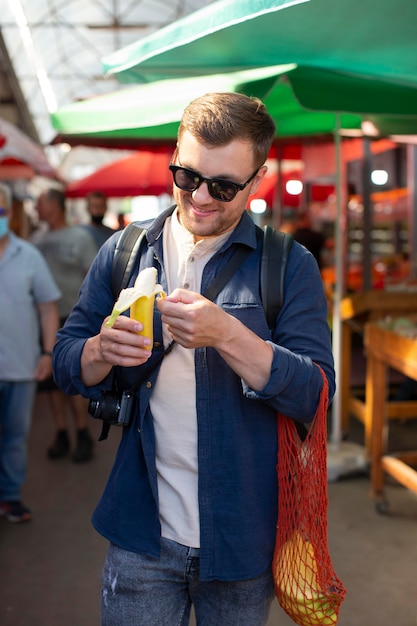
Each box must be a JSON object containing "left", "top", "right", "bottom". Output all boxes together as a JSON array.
[
  {"left": 203, "top": 245, "right": 252, "bottom": 302},
  {"left": 111, "top": 223, "right": 147, "bottom": 299},
  {"left": 260, "top": 225, "right": 293, "bottom": 330}
]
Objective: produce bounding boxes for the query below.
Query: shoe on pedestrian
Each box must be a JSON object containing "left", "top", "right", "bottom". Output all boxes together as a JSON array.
[
  {"left": 0, "top": 500, "right": 32, "bottom": 523},
  {"left": 47, "top": 429, "right": 70, "bottom": 459},
  {"left": 72, "top": 429, "right": 94, "bottom": 463}
]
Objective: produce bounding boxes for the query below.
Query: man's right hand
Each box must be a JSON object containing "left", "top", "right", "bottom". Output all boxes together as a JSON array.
[{"left": 80, "top": 315, "right": 152, "bottom": 386}]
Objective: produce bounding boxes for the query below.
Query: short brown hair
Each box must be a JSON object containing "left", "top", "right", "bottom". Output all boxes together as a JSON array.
[
  {"left": 178, "top": 92, "right": 276, "bottom": 168},
  {"left": 45, "top": 188, "right": 66, "bottom": 213},
  {"left": 86, "top": 190, "right": 107, "bottom": 203}
]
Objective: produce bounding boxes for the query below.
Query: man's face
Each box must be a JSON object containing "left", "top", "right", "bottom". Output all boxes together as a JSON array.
[
  {"left": 172, "top": 131, "right": 266, "bottom": 241},
  {"left": 87, "top": 196, "right": 106, "bottom": 219},
  {"left": 36, "top": 193, "right": 52, "bottom": 223}
]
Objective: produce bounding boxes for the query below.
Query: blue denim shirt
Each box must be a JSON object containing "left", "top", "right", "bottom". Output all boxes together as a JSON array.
[{"left": 53, "top": 207, "right": 335, "bottom": 581}]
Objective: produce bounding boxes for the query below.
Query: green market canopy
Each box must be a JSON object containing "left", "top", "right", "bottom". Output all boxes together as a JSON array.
[{"left": 51, "top": 65, "right": 417, "bottom": 146}]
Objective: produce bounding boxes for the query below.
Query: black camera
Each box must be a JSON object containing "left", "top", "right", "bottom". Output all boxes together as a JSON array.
[{"left": 88, "top": 390, "right": 134, "bottom": 427}]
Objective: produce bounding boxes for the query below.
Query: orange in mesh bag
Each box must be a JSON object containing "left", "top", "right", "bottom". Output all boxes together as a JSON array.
[{"left": 273, "top": 366, "right": 346, "bottom": 625}]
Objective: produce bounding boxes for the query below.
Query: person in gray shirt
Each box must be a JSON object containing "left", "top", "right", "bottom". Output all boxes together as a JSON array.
[
  {"left": 32, "top": 188, "right": 97, "bottom": 463},
  {"left": 0, "top": 182, "right": 60, "bottom": 522}
]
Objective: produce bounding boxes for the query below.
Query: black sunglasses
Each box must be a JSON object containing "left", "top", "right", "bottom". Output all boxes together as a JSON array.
[{"left": 169, "top": 162, "right": 259, "bottom": 202}]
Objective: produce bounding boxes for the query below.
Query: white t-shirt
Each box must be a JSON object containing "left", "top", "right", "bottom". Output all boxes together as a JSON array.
[{"left": 149, "top": 210, "right": 231, "bottom": 548}]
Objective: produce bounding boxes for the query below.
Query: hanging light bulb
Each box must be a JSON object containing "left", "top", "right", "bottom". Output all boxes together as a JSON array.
[
  {"left": 286, "top": 180, "right": 303, "bottom": 196},
  {"left": 371, "top": 170, "right": 389, "bottom": 185},
  {"left": 250, "top": 198, "right": 267, "bottom": 214}
]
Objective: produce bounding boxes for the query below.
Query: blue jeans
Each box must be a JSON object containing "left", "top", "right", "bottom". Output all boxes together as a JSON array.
[
  {"left": 0, "top": 380, "right": 36, "bottom": 501},
  {"left": 101, "top": 538, "right": 275, "bottom": 626}
]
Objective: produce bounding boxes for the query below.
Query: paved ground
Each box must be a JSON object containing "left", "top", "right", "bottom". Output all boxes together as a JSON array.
[{"left": 1, "top": 391, "right": 417, "bottom": 626}]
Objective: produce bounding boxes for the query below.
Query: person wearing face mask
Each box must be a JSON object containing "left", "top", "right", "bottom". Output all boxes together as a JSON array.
[{"left": 0, "top": 183, "right": 60, "bottom": 523}]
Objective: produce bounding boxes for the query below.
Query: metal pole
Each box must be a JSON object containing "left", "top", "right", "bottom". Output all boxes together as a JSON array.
[
  {"left": 407, "top": 144, "right": 417, "bottom": 279},
  {"left": 271, "top": 143, "right": 282, "bottom": 229},
  {"left": 331, "top": 115, "right": 345, "bottom": 445},
  {"left": 362, "top": 137, "right": 373, "bottom": 291}
]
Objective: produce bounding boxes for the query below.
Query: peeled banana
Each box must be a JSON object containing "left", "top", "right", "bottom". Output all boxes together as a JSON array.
[
  {"left": 105, "top": 267, "right": 165, "bottom": 348},
  {"left": 275, "top": 530, "right": 338, "bottom": 625}
]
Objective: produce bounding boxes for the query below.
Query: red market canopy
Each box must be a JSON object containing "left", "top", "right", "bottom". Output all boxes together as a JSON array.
[
  {"left": 65, "top": 150, "right": 173, "bottom": 198},
  {"left": 0, "top": 118, "right": 56, "bottom": 179},
  {"left": 249, "top": 169, "right": 335, "bottom": 209},
  {"left": 0, "top": 157, "right": 34, "bottom": 180}
]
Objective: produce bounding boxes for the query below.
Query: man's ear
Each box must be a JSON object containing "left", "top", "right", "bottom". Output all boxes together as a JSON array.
[{"left": 248, "top": 165, "right": 268, "bottom": 195}]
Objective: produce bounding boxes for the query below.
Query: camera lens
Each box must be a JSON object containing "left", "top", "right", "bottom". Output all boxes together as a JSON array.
[
  {"left": 88, "top": 398, "right": 101, "bottom": 418},
  {"left": 88, "top": 393, "right": 121, "bottom": 423}
]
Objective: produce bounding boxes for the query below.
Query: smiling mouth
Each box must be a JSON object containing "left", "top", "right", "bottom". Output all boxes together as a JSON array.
[{"left": 191, "top": 203, "right": 216, "bottom": 216}]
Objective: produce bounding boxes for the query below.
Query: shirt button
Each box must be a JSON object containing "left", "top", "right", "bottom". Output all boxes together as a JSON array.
[
  {"left": 146, "top": 381, "right": 152, "bottom": 389},
  {"left": 189, "top": 256, "right": 195, "bottom": 262},
  {"left": 154, "top": 341, "right": 161, "bottom": 348},
  {"left": 183, "top": 282, "right": 190, "bottom": 289}
]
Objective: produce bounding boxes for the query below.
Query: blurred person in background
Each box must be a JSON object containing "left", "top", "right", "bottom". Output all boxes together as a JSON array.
[
  {"left": 117, "top": 211, "right": 127, "bottom": 231},
  {"left": 82, "top": 190, "right": 116, "bottom": 250},
  {"left": 292, "top": 209, "right": 326, "bottom": 269},
  {"left": 0, "top": 183, "right": 60, "bottom": 522},
  {"left": 31, "top": 188, "right": 97, "bottom": 463}
]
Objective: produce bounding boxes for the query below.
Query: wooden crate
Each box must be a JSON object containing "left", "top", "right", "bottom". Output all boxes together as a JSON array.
[
  {"left": 340, "top": 290, "right": 417, "bottom": 445},
  {"left": 364, "top": 321, "right": 417, "bottom": 509}
]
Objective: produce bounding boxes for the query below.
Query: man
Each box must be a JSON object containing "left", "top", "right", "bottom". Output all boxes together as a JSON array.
[
  {"left": 82, "top": 190, "right": 116, "bottom": 250},
  {"left": 0, "top": 183, "right": 60, "bottom": 522},
  {"left": 32, "top": 188, "right": 97, "bottom": 462},
  {"left": 53, "top": 93, "right": 335, "bottom": 625}
]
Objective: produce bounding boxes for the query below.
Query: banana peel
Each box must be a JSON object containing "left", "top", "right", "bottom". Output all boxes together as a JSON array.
[{"left": 105, "top": 267, "right": 165, "bottom": 348}]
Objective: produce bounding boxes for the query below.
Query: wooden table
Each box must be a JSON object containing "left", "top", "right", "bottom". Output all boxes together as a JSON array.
[
  {"left": 364, "top": 321, "right": 417, "bottom": 511},
  {"left": 341, "top": 290, "right": 417, "bottom": 455}
]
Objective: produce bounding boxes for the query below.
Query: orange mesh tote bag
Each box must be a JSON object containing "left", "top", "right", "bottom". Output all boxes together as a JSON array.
[{"left": 273, "top": 366, "right": 346, "bottom": 625}]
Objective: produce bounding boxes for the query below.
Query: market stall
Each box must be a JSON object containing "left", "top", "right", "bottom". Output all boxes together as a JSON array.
[
  {"left": 364, "top": 316, "right": 417, "bottom": 511},
  {"left": 340, "top": 290, "right": 417, "bottom": 455}
]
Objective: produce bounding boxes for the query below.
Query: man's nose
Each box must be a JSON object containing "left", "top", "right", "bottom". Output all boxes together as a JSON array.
[{"left": 191, "top": 181, "right": 212, "bottom": 203}]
